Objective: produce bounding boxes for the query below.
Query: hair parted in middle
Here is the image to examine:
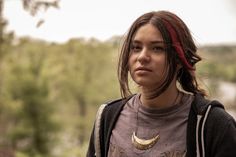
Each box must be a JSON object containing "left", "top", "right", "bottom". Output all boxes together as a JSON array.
[{"left": 118, "top": 10, "right": 206, "bottom": 99}]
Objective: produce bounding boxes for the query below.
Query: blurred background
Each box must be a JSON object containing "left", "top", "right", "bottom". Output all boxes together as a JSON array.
[{"left": 0, "top": 0, "right": 235, "bottom": 157}]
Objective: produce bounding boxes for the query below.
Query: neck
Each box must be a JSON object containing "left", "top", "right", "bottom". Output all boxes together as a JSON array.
[{"left": 140, "top": 83, "right": 181, "bottom": 109}]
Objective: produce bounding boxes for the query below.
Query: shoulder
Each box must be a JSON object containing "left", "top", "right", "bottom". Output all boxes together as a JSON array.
[
  {"left": 102, "top": 98, "right": 125, "bottom": 113},
  {"left": 98, "top": 95, "right": 135, "bottom": 141},
  {"left": 101, "top": 95, "right": 134, "bottom": 119},
  {"left": 205, "top": 102, "right": 236, "bottom": 145},
  {"left": 207, "top": 105, "right": 236, "bottom": 130},
  {"left": 209, "top": 105, "right": 234, "bottom": 121},
  {"left": 103, "top": 95, "right": 135, "bottom": 112},
  {"left": 205, "top": 106, "right": 236, "bottom": 156},
  {"left": 191, "top": 94, "right": 224, "bottom": 115},
  {"left": 191, "top": 94, "right": 235, "bottom": 136}
]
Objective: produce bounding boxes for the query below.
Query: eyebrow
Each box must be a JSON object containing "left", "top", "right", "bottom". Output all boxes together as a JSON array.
[
  {"left": 150, "top": 41, "right": 165, "bottom": 44},
  {"left": 132, "top": 40, "right": 165, "bottom": 44}
]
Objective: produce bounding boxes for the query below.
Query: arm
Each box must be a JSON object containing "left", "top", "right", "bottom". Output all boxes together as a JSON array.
[
  {"left": 206, "top": 108, "right": 236, "bottom": 157},
  {"left": 86, "top": 126, "right": 96, "bottom": 157},
  {"left": 214, "top": 118, "right": 236, "bottom": 157}
]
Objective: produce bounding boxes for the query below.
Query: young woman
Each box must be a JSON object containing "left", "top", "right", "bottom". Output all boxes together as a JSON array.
[{"left": 87, "top": 10, "right": 236, "bottom": 157}]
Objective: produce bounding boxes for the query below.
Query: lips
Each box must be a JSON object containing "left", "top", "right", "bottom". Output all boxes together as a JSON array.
[{"left": 135, "top": 67, "right": 152, "bottom": 72}]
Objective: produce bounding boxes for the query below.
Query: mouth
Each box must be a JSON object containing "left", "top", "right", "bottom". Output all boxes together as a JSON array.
[{"left": 135, "top": 67, "right": 152, "bottom": 72}]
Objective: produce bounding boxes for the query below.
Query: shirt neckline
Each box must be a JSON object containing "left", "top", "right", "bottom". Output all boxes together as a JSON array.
[{"left": 134, "top": 93, "right": 193, "bottom": 118}]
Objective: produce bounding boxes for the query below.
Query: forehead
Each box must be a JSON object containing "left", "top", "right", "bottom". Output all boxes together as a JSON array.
[{"left": 132, "top": 23, "right": 164, "bottom": 43}]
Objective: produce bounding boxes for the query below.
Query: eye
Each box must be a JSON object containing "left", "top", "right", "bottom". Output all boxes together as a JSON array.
[
  {"left": 153, "top": 46, "right": 165, "bottom": 52},
  {"left": 131, "top": 44, "right": 142, "bottom": 52}
]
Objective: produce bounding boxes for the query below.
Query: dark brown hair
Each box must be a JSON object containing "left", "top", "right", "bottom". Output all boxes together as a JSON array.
[{"left": 118, "top": 10, "right": 206, "bottom": 98}]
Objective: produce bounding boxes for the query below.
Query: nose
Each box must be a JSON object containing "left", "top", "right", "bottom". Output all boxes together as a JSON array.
[{"left": 137, "top": 48, "right": 150, "bottom": 64}]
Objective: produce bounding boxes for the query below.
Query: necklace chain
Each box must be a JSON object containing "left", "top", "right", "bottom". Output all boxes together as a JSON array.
[{"left": 132, "top": 91, "right": 180, "bottom": 150}]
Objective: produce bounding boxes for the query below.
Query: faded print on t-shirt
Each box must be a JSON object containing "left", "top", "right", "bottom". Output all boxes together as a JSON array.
[
  {"left": 109, "top": 142, "right": 187, "bottom": 157},
  {"left": 160, "top": 150, "right": 186, "bottom": 157}
]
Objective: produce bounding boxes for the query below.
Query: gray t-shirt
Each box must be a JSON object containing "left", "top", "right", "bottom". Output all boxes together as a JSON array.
[{"left": 108, "top": 93, "right": 194, "bottom": 157}]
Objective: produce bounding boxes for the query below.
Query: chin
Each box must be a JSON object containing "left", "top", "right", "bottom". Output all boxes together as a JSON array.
[
  {"left": 135, "top": 80, "right": 157, "bottom": 88},
  {"left": 134, "top": 77, "right": 162, "bottom": 88}
]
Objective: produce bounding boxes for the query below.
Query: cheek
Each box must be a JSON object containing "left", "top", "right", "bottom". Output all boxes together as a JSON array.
[
  {"left": 157, "top": 56, "right": 167, "bottom": 71},
  {"left": 128, "top": 56, "right": 136, "bottom": 79},
  {"left": 128, "top": 55, "right": 135, "bottom": 69}
]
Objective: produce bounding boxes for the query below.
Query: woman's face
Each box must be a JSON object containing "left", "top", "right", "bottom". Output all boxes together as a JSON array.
[{"left": 128, "top": 23, "right": 167, "bottom": 89}]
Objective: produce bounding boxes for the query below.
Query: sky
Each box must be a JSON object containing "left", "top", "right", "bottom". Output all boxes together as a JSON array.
[{"left": 3, "top": 0, "right": 236, "bottom": 45}]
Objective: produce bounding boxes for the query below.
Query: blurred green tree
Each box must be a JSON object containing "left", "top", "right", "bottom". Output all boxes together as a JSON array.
[
  {"left": 2, "top": 38, "right": 59, "bottom": 157},
  {"left": 0, "top": 1, "right": 60, "bottom": 156}
]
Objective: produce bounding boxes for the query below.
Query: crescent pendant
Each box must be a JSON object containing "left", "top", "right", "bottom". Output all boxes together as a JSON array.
[{"left": 131, "top": 132, "right": 160, "bottom": 150}]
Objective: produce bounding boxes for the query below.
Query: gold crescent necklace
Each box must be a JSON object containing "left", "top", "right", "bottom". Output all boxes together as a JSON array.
[
  {"left": 132, "top": 92, "right": 180, "bottom": 150},
  {"left": 132, "top": 132, "right": 160, "bottom": 150}
]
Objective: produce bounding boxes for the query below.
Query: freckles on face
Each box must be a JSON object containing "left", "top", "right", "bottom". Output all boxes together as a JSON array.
[{"left": 128, "top": 24, "right": 167, "bottom": 88}]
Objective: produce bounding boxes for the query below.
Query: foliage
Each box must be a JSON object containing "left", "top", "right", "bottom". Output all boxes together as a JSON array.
[
  {"left": 0, "top": 36, "right": 121, "bottom": 156},
  {"left": 22, "top": 0, "right": 59, "bottom": 16},
  {"left": 197, "top": 45, "right": 236, "bottom": 82},
  {"left": 1, "top": 38, "right": 59, "bottom": 157}
]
